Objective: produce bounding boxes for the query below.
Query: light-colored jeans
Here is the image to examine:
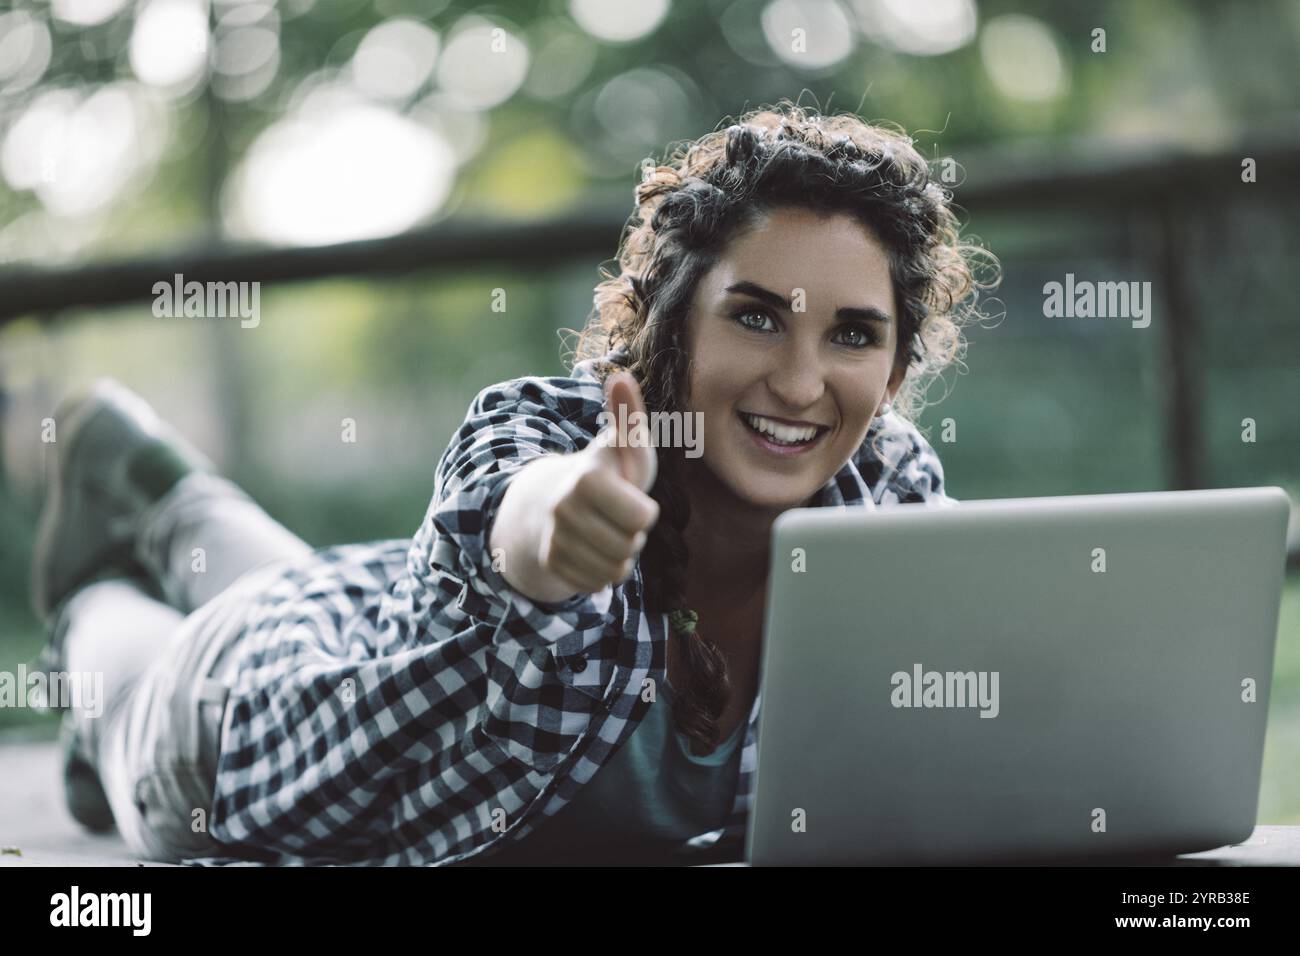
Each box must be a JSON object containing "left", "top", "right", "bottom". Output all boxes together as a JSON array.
[{"left": 60, "top": 471, "right": 312, "bottom": 861}]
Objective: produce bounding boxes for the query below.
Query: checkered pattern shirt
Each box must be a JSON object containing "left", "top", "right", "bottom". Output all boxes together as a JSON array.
[{"left": 197, "top": 353, "right": 957, "bottom": 866}]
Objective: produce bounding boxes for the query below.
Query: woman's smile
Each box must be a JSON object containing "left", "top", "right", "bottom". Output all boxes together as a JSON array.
[{"left": 737, "top": 410, "right": 830, "bottom": 457}]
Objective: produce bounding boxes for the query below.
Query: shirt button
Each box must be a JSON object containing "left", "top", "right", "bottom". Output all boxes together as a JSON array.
[{"left": 569, "top": 655, "right": 588, "bottom": 673}]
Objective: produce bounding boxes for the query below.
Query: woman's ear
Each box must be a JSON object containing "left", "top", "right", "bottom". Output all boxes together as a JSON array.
[{"left": 885, "top": 357, "right": 907, "bottom": 405}]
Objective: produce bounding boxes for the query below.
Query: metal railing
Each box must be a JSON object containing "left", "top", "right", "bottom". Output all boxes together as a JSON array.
[{"left": 3, "top": 125, "right": 1298, "bottom": 563}]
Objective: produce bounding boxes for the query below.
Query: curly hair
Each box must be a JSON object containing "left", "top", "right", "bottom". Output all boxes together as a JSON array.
[{"left": 565, "top": 101, "right": 998, "bottom": 755}]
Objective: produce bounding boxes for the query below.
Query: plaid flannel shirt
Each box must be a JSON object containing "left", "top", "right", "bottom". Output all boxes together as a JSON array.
[{"left": 198, "top": 353, "right": 957, "bottom": 866}]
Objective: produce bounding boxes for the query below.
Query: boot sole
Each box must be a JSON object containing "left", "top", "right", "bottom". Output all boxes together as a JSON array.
[{"left": 30, "top": 383, "right": 146, "bottom": 620}]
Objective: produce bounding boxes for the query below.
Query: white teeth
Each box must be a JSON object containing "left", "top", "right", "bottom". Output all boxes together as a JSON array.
[{"left": 742, "top": 413, "right": 820, "bottom": 444}]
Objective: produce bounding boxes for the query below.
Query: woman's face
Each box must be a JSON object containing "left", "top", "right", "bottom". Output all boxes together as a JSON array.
[{"left": 682, "top": 204, "right": 905, "bottom": 511}]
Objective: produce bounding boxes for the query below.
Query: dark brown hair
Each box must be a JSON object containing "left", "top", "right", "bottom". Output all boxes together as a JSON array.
[{"left": 566, "top": 101, "right": 997, "bottom": 753}]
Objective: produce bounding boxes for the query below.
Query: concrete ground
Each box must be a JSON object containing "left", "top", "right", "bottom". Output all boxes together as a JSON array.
[
  {"left": 3, "top": 731, "right": 1298, "bottom": 867},
  {"left": 0, "top": 734, "right": 175, "bottom": 867}
]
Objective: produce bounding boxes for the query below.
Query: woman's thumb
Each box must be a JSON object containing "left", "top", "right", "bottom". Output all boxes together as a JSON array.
[{"left": 597, "top": 371, "right": 658, "bottom": 492}]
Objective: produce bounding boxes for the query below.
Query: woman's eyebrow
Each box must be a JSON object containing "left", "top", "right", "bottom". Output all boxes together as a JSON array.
[{"left": 724, "top": 280, "right": 891, "bottom": 324}]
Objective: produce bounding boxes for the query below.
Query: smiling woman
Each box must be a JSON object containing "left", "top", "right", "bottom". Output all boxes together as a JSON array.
[
  {"left": 571, "top": 100, "right": 999, "bottom": 757},
  {"left": 28, "top": 100, "right": 999, "bottom": 868}
]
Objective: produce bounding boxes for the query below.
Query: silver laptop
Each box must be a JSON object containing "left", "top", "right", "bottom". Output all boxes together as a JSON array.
[{"left": 745, "top": 486, "right": 1292, "bottom": 865}]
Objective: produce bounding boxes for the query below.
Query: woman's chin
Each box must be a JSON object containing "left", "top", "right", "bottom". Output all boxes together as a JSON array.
[
  {"left": 726, "top": 475, "right": 822, "bottom": 512},
  {"left": 687, "top": 454, "right": 824, "bottom": 512}
]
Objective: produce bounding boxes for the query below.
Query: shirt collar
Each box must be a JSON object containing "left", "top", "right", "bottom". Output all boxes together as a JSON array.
[
  {"left": 809, "top": 414, "right": 896, "bottom": 512},
  {"left": 810, "top": 450, "right": 880, "bottom": 512}
]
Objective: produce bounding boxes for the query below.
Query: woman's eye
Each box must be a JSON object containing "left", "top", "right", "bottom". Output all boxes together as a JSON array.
[
  {"left": 835, "top": 325, "right": 878, "bottom": 349},
  {"left": 734, "top": 308, "right": 776, "bottom": 332}
]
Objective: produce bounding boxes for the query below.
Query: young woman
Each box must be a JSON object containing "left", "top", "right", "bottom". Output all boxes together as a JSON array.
[{"left": 32, "top": 102, "right": 994, "bottom": 866}]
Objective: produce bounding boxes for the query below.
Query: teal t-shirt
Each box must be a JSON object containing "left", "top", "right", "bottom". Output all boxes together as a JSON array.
[{"left": 475, "top": 678, "right": 746, "bottom": 865}]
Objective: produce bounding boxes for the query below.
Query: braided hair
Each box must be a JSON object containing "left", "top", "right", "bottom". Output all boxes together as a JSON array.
[{"left": 568, "top": 101, "right": 997, "bottom": 753}]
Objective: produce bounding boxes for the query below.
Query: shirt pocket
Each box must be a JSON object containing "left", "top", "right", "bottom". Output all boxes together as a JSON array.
[{"left": 479, "top": 628, "right": 619, "bottom": 774}]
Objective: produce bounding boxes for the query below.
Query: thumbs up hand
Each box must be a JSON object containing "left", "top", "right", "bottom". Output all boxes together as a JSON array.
[
  {"left": 489, "top": 371, "right": 662, "bottom": 603},
  {"left": 529, "top": 371, "right": 661, "bottom": 596}
]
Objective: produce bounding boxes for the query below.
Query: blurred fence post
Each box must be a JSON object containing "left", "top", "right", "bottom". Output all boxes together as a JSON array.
[
  {"left": 1155, "top": 199, "right": 1206, "bottom": 491},
  {"left": 201, "top": 46, "right": 254, "bottom": 486}
]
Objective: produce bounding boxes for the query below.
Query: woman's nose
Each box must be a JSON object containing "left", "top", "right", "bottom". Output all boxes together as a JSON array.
[{"left": 764, "top": 342, "right": 826, "bottom": 411}]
